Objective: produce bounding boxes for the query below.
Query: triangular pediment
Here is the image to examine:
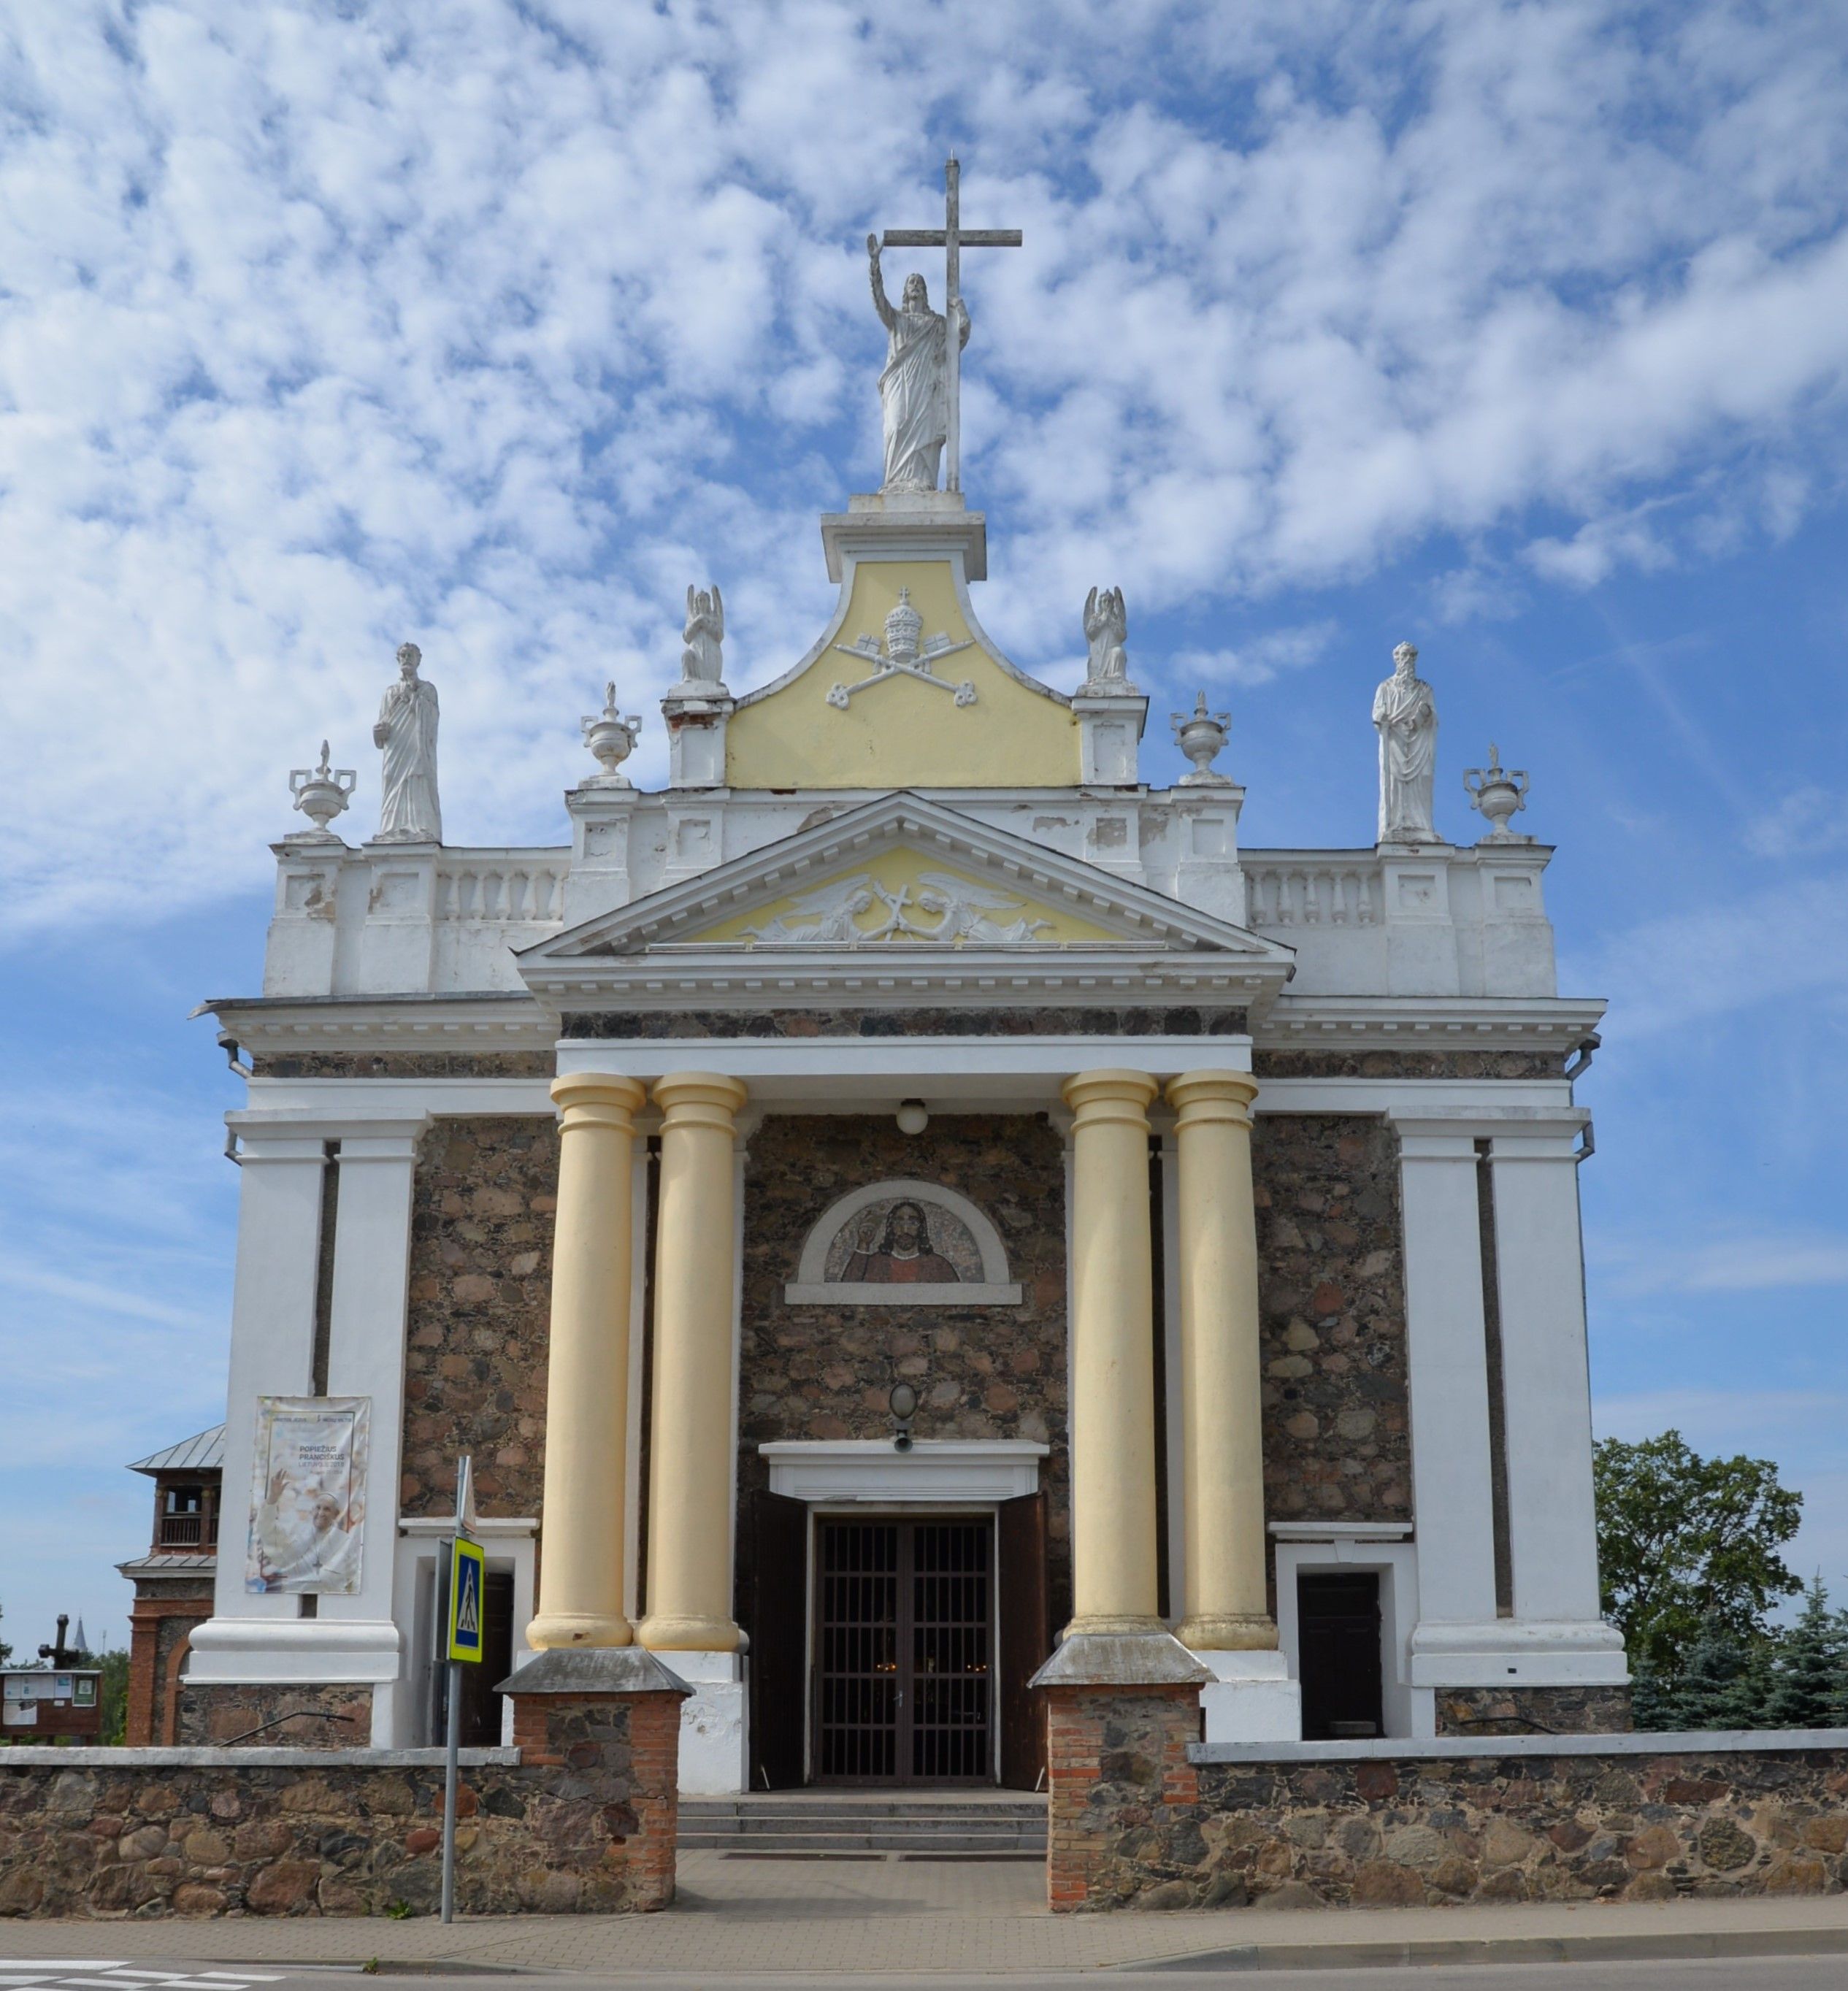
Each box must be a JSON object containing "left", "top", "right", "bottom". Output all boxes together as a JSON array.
[{"left": 520, "top": 794, "right": 1292, "bottom": 968}]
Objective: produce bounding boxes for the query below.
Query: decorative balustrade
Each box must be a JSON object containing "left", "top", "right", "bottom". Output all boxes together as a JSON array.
[
  {"left": 1243, "top": 858, "right": 1381, "bottom": 929},
  {"left": 434, "top": 856, "right": 567, "bottom": 924}
]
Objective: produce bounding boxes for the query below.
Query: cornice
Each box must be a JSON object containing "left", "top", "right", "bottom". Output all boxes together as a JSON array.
[
  {"left": 1257, "top": 994, "right": 1606, "bottom": 1052},
  {"left": 202, "top": 992, "right": 556, "bottom": 1056}
]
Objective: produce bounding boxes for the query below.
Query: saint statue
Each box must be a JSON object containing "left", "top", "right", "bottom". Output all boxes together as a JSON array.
[
  {"left": 1373, "top": 641, "right": 1439, "bottom": 844},
  {"left": 868, "top": 235, "right": 968, "bottom": 493},
  {"left": 372, "top": 641, "right": 442, "bottom": 843}
]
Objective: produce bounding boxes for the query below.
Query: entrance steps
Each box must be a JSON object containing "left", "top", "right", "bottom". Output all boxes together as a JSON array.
[{"left": 678, "top": 1789, "right": 1048, "bottom": 1858}]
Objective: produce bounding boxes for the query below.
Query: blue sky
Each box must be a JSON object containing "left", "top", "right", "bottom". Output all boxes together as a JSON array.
[{"left": 1, "top": 0, "right": 1845, "bottom": 1660}]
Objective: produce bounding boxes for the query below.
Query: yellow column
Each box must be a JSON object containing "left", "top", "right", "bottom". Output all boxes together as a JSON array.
[
  {"left": 1062, "top": 1069, "right": 1162, "bottom": 1636},
  {"left": 1168, "top": 1071, "right": 1277, "bottom": 1652},
  {"left": 637, "top": 1072, "right": 748, "bottom": 1652},
  {"left": 527, "top": 1071, "right": 646, "bottom": 1651}
]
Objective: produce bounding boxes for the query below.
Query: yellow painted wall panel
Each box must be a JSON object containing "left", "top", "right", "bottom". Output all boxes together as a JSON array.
[{"left": 724, "top": 559, "right": 1079, "bottom": 789}]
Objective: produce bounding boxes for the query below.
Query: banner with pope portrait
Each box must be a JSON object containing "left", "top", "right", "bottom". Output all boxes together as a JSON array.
[{"left": 244, "top": 1395, "right": 370, "bottom": 1595}]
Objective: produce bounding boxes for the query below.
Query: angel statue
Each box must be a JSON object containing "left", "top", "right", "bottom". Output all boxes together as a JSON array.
[
  {"left": 741, "top": 875, "right": 887, "bottom": 945},
  {"left": 1082, "top": 586, "right": 1133, "bottom": 689},
  {"left": 869, "top": 235, "right": 969, "bottom": 494},
  {"left": 680, "top": 583, "right": 726, "bottom": 686},
  {"left": 908, "top": 875, "right": 1053, "bottom": 945}
]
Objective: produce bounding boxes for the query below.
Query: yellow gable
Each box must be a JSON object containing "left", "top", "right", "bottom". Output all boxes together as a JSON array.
[
  {"left": 724, "top": 559, "right": 1079, "bottom": 789},
  {"left": 690, "top": 846, "right": 1118, "bottom": 947}
]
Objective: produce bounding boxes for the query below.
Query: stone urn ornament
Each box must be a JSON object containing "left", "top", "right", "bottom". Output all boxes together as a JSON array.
[
  {"left": 1172, "top": 692, "right": 1232, "bottom": 785},
  {"left": 1462, "top": 744, "right": 1530, "bottom": 841},
  {"left": 287, "top": 741, "right": 356, "bottom": 839},
  {"left": 580, "top": 683, "right": 643, "bottom": 784}
]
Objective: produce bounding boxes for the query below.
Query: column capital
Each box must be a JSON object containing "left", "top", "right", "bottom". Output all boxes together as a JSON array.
[
  {"left": 651, "top": 1071, "right": 749, "bottom": 1127},
  {"left": 1062, "top": 1068, "right": 1159, "bottom": 1126},
  {"left": 551, "top": 1070, "right": 647, "bottom": 1125},
  {"left": 1165, "top": 1069, "right": 1259, "bottom": 1127}
]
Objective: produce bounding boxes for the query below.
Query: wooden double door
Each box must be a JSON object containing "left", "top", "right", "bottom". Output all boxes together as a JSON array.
[{"left": 750, "top": 1495, "right": 1049, "bottom": 1789}]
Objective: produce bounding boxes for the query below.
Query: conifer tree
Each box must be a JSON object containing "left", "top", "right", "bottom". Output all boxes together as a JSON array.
[
  {"left": 1764, "top": 1579, "right": 1845, "bottom": 1730},
  {"left": 1662, "top": 1617, "right": 1752, "bottom": 1729}
]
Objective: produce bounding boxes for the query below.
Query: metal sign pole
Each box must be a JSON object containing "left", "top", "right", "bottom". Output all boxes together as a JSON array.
[
  {"left": 438, "top": 1454, "right": 477, "bottom": 1926},
  {"left": 440, "top": 1634, "right": 461, "bottom": 1924}
]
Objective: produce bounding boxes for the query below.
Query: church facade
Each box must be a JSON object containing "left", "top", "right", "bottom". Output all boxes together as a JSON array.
[{"left": 180, "top": 470, "right": 1627, "bottom": 1790}]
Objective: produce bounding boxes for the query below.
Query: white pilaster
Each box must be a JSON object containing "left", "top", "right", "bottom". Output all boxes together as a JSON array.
[
  {"left": 323, "top": 1119, "right": 429, "bottom": 1743},
  {"left": 202, "top": 1124, "right": 329, "bottom": 1635},
  {"left": 1392, "top": 1120, "right": 1500, "bottom": 1679},
  {"left": 1490, "top": 1128, "right": 1623, "bottom": 1674}
]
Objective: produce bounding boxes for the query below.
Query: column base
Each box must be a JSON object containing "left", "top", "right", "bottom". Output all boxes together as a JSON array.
[
  {"left": 671, "top": 1650, "right": 748, "bottom": 1795},
  {"left": 635, "top": 1613, "right": 742, "bottom": 1652},
  {"left": 526, "top": 1611, "right": 634, "bottom": 1652},
  {"left": 1189, "top": 1648, "right": 1302, "bottom": 1743},
  {"left": 1174, "top": 1613, "right": 1276, "bottom": 1652}
]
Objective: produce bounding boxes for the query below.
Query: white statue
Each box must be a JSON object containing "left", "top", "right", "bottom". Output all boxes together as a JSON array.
[
  {"left": 372, "top": 642, "right": 442, "bottom": 843},
  {"left": 680, "top": 583, "right": 726, "bottom": 686},
  {"left": 742, "top": 875, "right": 884, "bottom": 945},
  {"left": 1082, "top": 586, "right": 1133, "bottom": 689},
  {"left": 1373, "top": 641, "right": 1439, "bottom": 844},
  {"left": 868, "top": 235, "right": 968, "bottom": 493}
]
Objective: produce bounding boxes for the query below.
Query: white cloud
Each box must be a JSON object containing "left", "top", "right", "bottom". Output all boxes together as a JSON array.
[
  {"left": 1745, "top": 786, "right": 1847, "bottom": 859},
  {"left": 0, "top": 3, "right": 1846, "bottom": 929},
  {"left": 1561, "top": 872, "right": 1848, "bottom": 1036},
  {"left": 1594, "top": 1232, "right": 1848, "bottom": 1298},
  {"left": 1171, "top": 621, "right": 1338, "bottom": 689}
]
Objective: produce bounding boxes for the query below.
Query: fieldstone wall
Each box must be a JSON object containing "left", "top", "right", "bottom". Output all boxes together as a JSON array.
[
  {"left": 0, "top": 1696, "right": 680, "bottom": 1919},
  {"left": 177, "top": 1683, "right": 373, "bottom": 1750},
  {"left": 737, "top": 1112, "right": 1070, "bottom": 1622},
  {"left": 1047, "top": 1735, "right": 1848, "bottom": 1910},
  {"left": 250, "top": 1052, "right": 556, "bottom": 1079},
  {"left": 1253, "top": 1116, "right": 1410, "bottom": 1527},
  {"left": 401, "top": 1116, "right": 559, "bottom": 1519},
  {"left": 1253, "top": 1050, "right": 1567, "bottom": 1080},
  {"left": 1438, "top": 1686, "right": 1634, "bottom": 1738},
  {"left": 568, "top": 1005, "right": 1247, "bottom": 1040}
]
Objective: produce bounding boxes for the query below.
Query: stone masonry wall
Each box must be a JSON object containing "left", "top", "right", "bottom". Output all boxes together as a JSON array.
[
  {"left": 177, "top": 1683, "right": 374, "bottom": 1750},
  {"left": 1048, "top": 1738, "right": 1848, "bottom": 1910},
  {"left": 401, "top": 1116, "right": 559, "bottom": 1519},
  {"left": 1437, "top": 1687, "right": 1635, "bottom": 1737},
  {"left": 1253, "top": 1116, "right": 1410, "bottom": 1527},
  {"left": 0, "top": 1695, "right": 680, "bottom": 1919},
  {"left": 737, "top": 1113, "right": 1070, "bottom": 1623}
]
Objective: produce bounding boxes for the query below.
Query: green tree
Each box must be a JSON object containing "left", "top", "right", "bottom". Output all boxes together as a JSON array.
[
  {"left": 0, "top": 1597, "right": 12, "bottom": 1668},
  {"left": 1763, "top": 1580, "right": 1847, "bottom": 1730},
  {"left": 1594, "top": 1430, "right": 1803, "bottom": 1676},
  {"left": 95, "top": 1649, "right": 131, "bottom": 1746}
]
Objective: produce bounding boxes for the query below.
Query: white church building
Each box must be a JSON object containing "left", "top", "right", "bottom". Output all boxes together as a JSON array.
[{"left": 175, "top": 191, "right": 1627, "bottom": 1792}]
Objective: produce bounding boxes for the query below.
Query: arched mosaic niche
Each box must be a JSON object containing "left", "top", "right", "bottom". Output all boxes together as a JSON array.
[{"left": 784, "top": 1178, "right": 1022, "bottom": 1305}]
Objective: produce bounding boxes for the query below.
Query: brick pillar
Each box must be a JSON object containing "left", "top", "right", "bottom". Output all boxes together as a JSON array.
[
  {"left": 500, "top": 1647, "right": 689, "bottom": 1914},
  {"left": 1043, "top": 1684, "right": 1202, "bottom": 1913}
]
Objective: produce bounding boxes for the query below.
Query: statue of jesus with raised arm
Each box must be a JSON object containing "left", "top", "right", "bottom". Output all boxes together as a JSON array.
[{"left": 868, "top": 234, "right": 969, "bottom": 494}]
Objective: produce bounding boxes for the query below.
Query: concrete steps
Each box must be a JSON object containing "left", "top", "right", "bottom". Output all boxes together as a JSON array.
[{"left": 679, "top": 1789, "right": 1048, "bottom": 1858}]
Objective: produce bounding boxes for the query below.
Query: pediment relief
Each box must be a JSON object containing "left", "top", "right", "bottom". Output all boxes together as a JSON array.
[{"left": 691, "top": 848, "right": 1116, "bottom": 949}]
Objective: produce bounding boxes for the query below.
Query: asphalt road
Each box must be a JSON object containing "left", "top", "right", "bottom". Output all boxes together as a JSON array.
[{"left": 7, "top": 1953, "right": 1848, "bottom": 1989}]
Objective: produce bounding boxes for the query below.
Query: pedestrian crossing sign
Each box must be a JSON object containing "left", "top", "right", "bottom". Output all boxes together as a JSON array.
[{"left": 448, "top": 1536, "right": 486, "bottom": 1662}]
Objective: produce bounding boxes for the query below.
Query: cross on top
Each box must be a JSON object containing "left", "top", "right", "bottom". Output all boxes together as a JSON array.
[{"left": 878, "top": 158, "right": 1022, "bottom": 494}]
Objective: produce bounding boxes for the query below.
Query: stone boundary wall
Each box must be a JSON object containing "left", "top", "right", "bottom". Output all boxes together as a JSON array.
[
  {"left": 1046, "top": 1718, "right": 1848, "bottom": 1911},
  {"left": 0, "top": 1700, "right": 680, "bottom": 1919}
]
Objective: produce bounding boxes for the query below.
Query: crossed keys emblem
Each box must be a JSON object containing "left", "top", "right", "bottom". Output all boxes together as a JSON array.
[{"left": 827, "top": 586, "right": 978, "bottom": 710}]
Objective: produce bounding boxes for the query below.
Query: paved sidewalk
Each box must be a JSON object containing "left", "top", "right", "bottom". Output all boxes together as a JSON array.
[{"left": 4, "top": 1859, "right": 1848, "bottom": 1976}]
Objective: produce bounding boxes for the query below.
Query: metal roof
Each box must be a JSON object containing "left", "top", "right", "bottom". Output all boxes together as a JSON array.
[
  {"left": 116, "top": 1554, "right": 217, "bottom": 1577},
  {"left": 127, "top": 1424, "right": 226, "bottom": 1476}
]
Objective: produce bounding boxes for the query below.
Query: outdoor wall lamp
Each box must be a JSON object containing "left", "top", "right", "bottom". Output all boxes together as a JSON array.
[
  {"left": 896, "top": 1098, "right": 929, "bottom": 1135},
  {"left": 889, "top": 1381, "right": 919, "bottom": 1451}
]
